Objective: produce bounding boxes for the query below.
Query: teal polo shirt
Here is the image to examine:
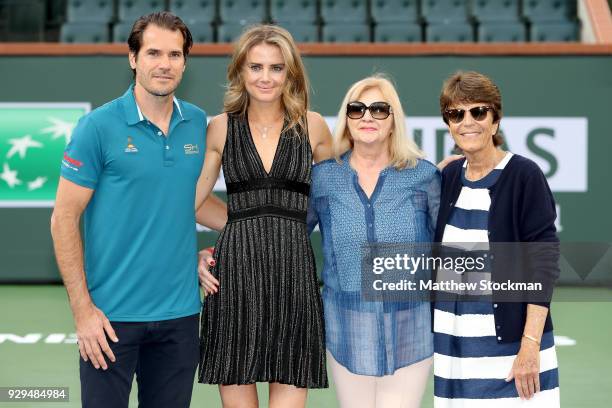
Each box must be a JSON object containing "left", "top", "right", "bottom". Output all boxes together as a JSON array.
[{"left": 60, "top": 86, "right": 206, "bottom": 321}]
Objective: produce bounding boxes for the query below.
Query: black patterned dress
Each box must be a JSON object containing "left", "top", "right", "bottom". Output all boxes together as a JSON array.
[{"left": 198, "top": 113, "right": 328, "bottom": 388}]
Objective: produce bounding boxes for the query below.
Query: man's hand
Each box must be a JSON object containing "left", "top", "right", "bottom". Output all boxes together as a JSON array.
[{"left": 74, "top": 303, "right": 118, "bottom": 370}]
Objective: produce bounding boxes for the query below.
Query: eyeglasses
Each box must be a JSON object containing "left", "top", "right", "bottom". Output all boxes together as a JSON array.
[
  {"left": 346, "top": 101, "right": 393, "bottom": 120},
  {"left": 443, "top": 106, "right": 494, "bottom": 124}
]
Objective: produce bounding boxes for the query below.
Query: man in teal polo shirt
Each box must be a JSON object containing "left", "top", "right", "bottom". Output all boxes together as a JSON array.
[{"left": 50, "top": 12, "right": 226, "bottom": 408}]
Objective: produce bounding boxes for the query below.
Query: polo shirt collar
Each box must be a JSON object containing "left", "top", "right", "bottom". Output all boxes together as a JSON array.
[{"left": 122, "top": 84, "right": 188, "bottom": 126}]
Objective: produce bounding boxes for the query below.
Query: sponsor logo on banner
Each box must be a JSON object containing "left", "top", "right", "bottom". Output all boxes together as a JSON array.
[
  {"left": 0, "top": 103, "right": 91, "bottom": 207},
  {"left": 322, "top": 116, "right": 588, "bottom": 193}
]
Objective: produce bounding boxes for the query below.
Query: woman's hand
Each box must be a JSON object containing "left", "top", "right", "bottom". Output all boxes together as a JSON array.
[
  {"left": 436, "top": 154, "right": 463, "bottom": 171},
  {"left": 198, "top": 248, "right": 219, "bottom": 295},
  {"left": 506, "top": 337, "right": 541, "bottom": 399}
]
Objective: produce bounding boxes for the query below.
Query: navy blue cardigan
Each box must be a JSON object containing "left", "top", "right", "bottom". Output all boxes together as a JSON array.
[{"left": 434, "top": 154, "right": 559, "bottom": 343}]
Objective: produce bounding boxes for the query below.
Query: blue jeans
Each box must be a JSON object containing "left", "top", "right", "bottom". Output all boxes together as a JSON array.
[{"left": 79, "top": 314, "right": 199, "bottom": 408}]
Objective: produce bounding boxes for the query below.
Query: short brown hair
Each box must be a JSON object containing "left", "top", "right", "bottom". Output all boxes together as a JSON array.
[
  {"left": 127, "top": 12, "right": 193, "bottom": 76},
  {"left": 440, "top": 71, "right": 504, "bottom": 146}
]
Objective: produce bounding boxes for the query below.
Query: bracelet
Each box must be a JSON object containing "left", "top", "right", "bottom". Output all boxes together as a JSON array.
[{"left": 522, "top": 333, "right": 541, "bottom": 346}]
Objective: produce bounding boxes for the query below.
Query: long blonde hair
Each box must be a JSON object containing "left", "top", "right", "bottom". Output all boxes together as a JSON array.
[
  {"left": 224, "top": 24, "right": 309, "bottom": 135},
  {"left": 333, "top": 74, "right": 424, "bottom": 169}
]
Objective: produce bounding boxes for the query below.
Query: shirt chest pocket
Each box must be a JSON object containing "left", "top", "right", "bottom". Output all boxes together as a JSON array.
[{"left": 375, "top": 189, "right": 429, "bottom": 243}]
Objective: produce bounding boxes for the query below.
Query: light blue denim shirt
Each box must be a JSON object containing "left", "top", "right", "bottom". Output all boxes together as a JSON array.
[{"left": 308, "top": 151, "right": 441, "bottom": 376}]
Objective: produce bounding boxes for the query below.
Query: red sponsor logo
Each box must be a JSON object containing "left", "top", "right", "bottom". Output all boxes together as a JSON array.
[{"left": 63, "top": 153, "right": 83, "bottom": 167}]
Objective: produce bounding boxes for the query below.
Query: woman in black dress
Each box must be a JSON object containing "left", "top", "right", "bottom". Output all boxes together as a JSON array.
[{"left": 194, "top": 25, "right": 332, "bottom": 407}]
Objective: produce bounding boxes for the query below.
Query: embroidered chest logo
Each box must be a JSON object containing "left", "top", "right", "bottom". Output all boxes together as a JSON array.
[
  {"left": 184, "top": 144, "right": 199, "bottom": 155},
  {"left": 125, "top": 136, "right": 139, "bottom": 153}
]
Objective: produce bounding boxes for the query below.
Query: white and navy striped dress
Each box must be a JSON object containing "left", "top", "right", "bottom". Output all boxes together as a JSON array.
[{"left": 433, "top": 152, "right": 560, "bottom": 407}]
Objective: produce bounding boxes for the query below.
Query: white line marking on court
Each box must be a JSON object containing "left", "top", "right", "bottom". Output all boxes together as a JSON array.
[{"left": 554, "top": 335, "right": 577, "bottom": 346}]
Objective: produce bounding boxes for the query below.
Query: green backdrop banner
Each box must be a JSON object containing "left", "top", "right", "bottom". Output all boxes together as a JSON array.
[{"left": 1, "top": 54, "right": 611, "bottom": 283}]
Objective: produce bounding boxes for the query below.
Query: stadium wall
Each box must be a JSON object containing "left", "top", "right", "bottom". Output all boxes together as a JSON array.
[{"left": 1, "top": 49, "right": 611, "bottom": 284}]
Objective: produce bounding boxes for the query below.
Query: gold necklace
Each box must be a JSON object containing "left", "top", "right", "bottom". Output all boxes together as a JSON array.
[
  {"left": 256, "top": 124, "right": 272, "bottom": 139},
  {"left": 249, "top": 115, "right": 283, "bottom": 139}
]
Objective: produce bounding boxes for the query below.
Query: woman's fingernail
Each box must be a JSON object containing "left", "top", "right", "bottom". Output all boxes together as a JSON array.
[{"left": 209, "top": 260, "right": 216, "bottom": 266}]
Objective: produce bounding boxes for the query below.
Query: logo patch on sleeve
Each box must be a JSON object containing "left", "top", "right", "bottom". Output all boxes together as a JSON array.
[{"left": 62, "top": 153, "right": 83, "bottom": 171}]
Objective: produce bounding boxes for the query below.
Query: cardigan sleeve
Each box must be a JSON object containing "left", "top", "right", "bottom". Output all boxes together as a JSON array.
[
  {"left": 518, "top": 162, "right": 560, "bottom": 308},
  {"left": 426, "top": 170, "right": 442, "bottom": 238}
]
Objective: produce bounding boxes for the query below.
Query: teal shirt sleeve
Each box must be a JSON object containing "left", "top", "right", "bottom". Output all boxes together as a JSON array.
[{"left": 60, "top": 115, "right": 104, "bottom": 189}]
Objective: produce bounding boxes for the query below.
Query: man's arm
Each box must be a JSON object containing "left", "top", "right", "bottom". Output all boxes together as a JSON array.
[{"left": 50, "top": 177, "right": 118, "bottom": 370}]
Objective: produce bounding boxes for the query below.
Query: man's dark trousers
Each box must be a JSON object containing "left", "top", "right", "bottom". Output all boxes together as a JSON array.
[{"left": 80, "top": 314, "right": 199, "bottom": 408}]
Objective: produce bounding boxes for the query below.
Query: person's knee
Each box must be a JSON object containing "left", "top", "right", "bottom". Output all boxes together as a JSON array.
[
  {"left": 222, "top": 402, "right": 257, "bottom": 408},
  {"left": 221, "top": 396, "right": 258, "bottom": 408},
  {"left": 219, "top": 384, "right": 258, "bottom": 408},
  {"left": 269, "top": 398, "right": 306, "bottom": 408},
  {"left": 268, "top": 385, "right": 307, "bottom": 408}
]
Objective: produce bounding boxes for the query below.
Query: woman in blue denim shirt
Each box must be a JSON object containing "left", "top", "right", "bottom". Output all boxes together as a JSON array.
[{"left": 307, "top": 75, "right": 441, "bottom": 407}]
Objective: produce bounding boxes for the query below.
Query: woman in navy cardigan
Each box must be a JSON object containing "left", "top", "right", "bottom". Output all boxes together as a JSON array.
[{"left": 432, "top": 71, "right": 560, "bottom": 407}]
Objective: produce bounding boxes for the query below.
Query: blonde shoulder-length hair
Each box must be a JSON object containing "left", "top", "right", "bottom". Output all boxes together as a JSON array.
[
  {"left": 333, "top": 75, "right": 424, "bottom": 169},
  {"left": 224, "top": 24, "right": 309, "bottom": 135}
]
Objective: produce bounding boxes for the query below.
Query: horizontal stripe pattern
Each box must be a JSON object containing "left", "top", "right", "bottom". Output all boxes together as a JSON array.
[
  {"left": 460, "top": 153, "right": 513, "bottom": 189},
  {"left": 434, "top": 152, "right": 559, "bottom": 407},
  {"left": 226, "top": 205, "right": 307, "bottom": 224},
  {"left": 434, "top": 308, "right": 496, "bottom": 337},
  {"left": 434, "top": 376, "right": 560, "bottom": 403},
  {"left": 226, "top": 177, "right": 310, "bottom": 196},
  {"left": 446, "top": 207, "right": 489, "bottom": 230},
  {"left": 454, "top": 186, "right": 492, "bottom": 211},
  {"left": 434, "top": 331, "right": 556, "bottom": 358},
  {"left": 434, "top": 388, "right": 560, "bottom": 408},
  {"left": 434, "top": 346, "right": 558, "bottom": 380},
  {"left": 434, "top": 300, "right": 494, "bottom": 315},
  {"left": 441, "top": 224, "right": 490, "bottom": 247},
  {"left": 435, "top": 269, "right": 493, "bottom": 296}
]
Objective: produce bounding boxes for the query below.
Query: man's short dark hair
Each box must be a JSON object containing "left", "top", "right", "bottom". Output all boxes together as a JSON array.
[{"left": 127, "top": 12, "right": 193, "bottom": 76}]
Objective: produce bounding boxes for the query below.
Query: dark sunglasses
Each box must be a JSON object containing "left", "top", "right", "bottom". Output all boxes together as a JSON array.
[
  {"left": 443, "top": 106, "right": 494, "bottom": 124},
  {"left": 346, "top": 101, "right": 393, "bottom": 120}
]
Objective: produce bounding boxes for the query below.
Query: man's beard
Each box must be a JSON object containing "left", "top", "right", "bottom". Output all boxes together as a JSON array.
[
  {"left": 144, "top": 77, "right": 179, "bottom": 97},
  {"left": 149, "top": 87, "right": 175, "bottom": 97}
]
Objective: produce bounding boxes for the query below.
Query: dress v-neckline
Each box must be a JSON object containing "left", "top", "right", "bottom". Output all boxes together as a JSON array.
[{"left": 245, "top": 113, "right": 284, "bottom": 177}]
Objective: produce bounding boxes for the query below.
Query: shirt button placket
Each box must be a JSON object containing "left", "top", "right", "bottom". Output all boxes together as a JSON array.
[{"left": 366, "top": 201, "right": 375, "bottom": 241}]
